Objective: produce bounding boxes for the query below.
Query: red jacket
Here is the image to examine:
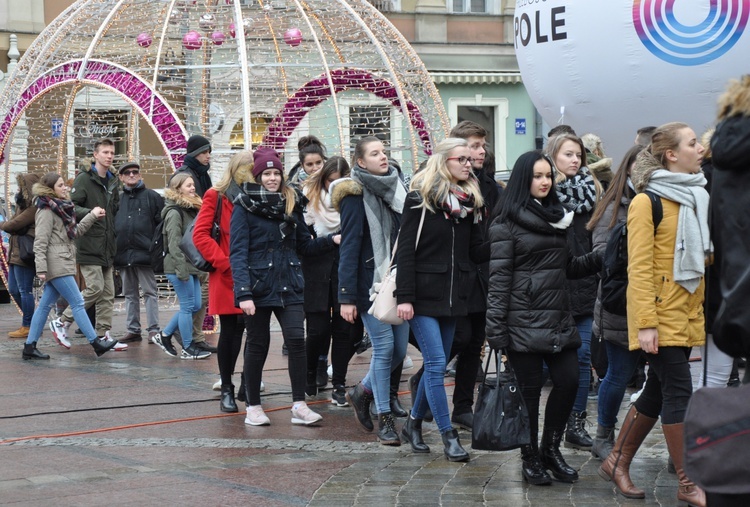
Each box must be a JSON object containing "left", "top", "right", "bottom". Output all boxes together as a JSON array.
[{"left": 194, "top": 188, "right": 242, "bottom": 315}]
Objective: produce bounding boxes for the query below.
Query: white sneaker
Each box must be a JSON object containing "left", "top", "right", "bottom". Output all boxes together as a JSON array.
[
  {"left": 327, "top": 364, "right": 333, "bottom": 380},
  {"left": 403, "top": 354, "right": 414, "bottom": 371},
  {"left": 245, "top": 405, "right": 270, "bottom": 426},
  {"left": 212, "top": 379, "right": 222, "bottom": 391},
  {"left": 291, "top": 401, "right": 322, "bottom": 426},
  {"left": 49, "top": 318, "right": 71, "bottom": 349},
  {"left": 103, "top": 331, "right": 128, "bottom": 351}
]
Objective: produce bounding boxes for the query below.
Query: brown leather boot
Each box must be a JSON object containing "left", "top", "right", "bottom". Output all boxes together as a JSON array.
[
  {"left": 662, "top": 423, "right": 706, "bottom": 507},
  {"left": 598, "top": 405, "right": 658, "bottom": 499},
  {"left": 8, "top": 326, "right": 30, "bottom": 339}
]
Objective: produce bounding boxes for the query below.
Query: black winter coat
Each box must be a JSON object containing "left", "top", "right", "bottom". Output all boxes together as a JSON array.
[
  {"left": 229, "top": 205, "right": 336, "bottom": 308},
  {"left": 566, "top": 209, "right": 598, "bottom": 318},
  {"left": 301, "top": 248, "right": 341, "bottom": 314},
  {"left": 71, "top": 164, "right": 120, "bottom": 266},
  {"left": 395, "top": 192, "right": 488, "bottom": 317},
  {"left": 114, "top": 183, "right": 164, "bottom": 268},
  {"left": 485, "top": 206, "right": 601, "bottom": 354}
]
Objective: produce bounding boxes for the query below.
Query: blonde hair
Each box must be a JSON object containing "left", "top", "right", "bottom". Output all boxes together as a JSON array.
[
  {"left": 545, "top": 133, "right": 602, "bottom": 200},
  {"left": 409, "top": 138, "right": 483, "bottom": 212},
  {"left": 215, "top": 150, "right": 254, "bottom": 194},
  {"left": 169, "top": 172, "right": 193, "bottom": 192},
  {"left": 650, "top": 122, "right": 690, "bottom": 168},
  {"left": 700, "top": 127, "right": 714, "bottom": 161},
  {"left": 253, "top": 168, "right": 297, "bottom": 215}
]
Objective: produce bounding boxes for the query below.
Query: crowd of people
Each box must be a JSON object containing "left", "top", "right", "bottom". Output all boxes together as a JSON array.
[{"left": 6, "top": 78, "right": 750, "bottom": 504}]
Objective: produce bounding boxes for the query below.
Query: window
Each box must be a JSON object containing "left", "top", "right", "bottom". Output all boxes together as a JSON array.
[
  {"left": 452, "top": 0, "right": 487, "bottom": 13},
  {"left": 448, "top": 96, "right": 509, "bottom": 174}
]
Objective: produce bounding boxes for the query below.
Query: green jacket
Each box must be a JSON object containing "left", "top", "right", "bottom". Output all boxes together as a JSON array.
[
  {"left": 70, "top": 164, "right": 120, "bottom": 266},
  {"left": 161, "top": 188, "right": 202, "bottom": 280}
]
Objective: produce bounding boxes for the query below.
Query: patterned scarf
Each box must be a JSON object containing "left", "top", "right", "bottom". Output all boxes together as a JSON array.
[
  {"left": 556, "top": 165, "right": 597, "bottom": 214},
  {"left": 439, "top": 184, "right": 482, "bottom": 224},
  {"left": 236, "top": 183, "right": 298, "bottom": 238},
  {"left": 36, "top": 195, "right": 77, "bottom": 239}
]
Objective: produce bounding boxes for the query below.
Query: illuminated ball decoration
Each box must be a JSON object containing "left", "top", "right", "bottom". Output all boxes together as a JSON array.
[
  {"left": 228, "top": 21, "right": 236, "bottom": 38},
  {"left": 284, "top": 27, "right": 303, "bottom": 47},
  {"left": 211, "top": 31, "right": 225, "bottom": 46},
  {"left": 136, "top": 32, "right": 152, "bottom": 48},
  {"left": 198, "top": 13, "right": 216, "bottom": 32},
  {"left": 182, "top": 30, "right": 202, "bottom": 50}
]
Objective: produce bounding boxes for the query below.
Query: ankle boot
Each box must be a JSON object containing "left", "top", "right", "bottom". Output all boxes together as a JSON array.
[
  {"left": 401, "top": 416, "right": 429, "bottom": 453},
  {"left": 346, "top": 383, "right": 374, "bottom": 432},
  {"left": 377, "top": 413, "right": 401, "bottom": 446},
  {"left": 306, "top": 370, "right": 318, "bottom": 398},
  {"left": 441, "top": 428, "right": 469, "bottom": 462},
  {"left": 91, "top": 336, "right": 117, "bottom": 357},
  {"left": 564, "top": 410, "right": 593, "bottom": 450},
  {"left": 591, "top": 424, "right": 615, "bottom": 460},
  {"left": 316, "top": 358, "right": 328, "bottom": 387},
  {"left": 236, "top": 377, "right": 246, "bottom": 403},
  {"left": 521, "top": 443, "right": 552, "bottom": 485},
  {"left": 540, "top": 427, "right": 579, "bottom": 482},
  {"left": 663, "top": 423, "right": 706, "bottom": 507},
  {"left": 598, "top": 405, "right": 658, "bottom": 499},
  {"left": 220, "top": 384, "right": 238, "bottom": 413},
  {"left": 389, "top": 361, "right": 407, "bottom": 417},
  {"left": 408, "top": 370, "right": 433, "bottom": 422},
  {"left": 22, "top": 343, "right": 50, "bottom": 360}
]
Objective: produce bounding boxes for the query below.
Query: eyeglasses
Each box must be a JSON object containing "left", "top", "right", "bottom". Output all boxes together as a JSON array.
[
  {"left": 446, "top": 156, "right": 474, "bottom": 165},
  {"left": 122, "top": 170, "right": 140, "bottom": 176}
]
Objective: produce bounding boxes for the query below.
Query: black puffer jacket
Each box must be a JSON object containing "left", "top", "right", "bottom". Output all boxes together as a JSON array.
[
  {"left": 566, "top": 209, "right": 598, "bottom": 318},
  {"left": 485, "top": 206, "right": 601, "bottom": 354},
  {"left": 114, "top": 182, "right": 164, "bottom": 268}
]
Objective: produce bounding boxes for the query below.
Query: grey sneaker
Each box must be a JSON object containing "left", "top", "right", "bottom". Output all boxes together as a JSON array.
[
  {"left": 151, "top": 332, "right": 177, "bottom": 357},
  {"left": 181, "top": 343, "right": 211, "bottom": 360}
]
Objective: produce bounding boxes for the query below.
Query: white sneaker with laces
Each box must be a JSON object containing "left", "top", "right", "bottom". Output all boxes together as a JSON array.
[
  {"left": 291, "top": 402, "right": 323, "bottom": 426},
  {"left": 104, "top": 331, "right": 128, "bottom": 351},
  {"left": 49, "top": 318, "right": 71, "bottom": 349},
  {"left": 245, "top": 405, "right": 271, "bottom": 426}
]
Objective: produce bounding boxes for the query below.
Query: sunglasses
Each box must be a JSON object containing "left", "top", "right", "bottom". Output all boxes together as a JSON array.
[
  {"left": 122, "top": 170, "right": 140, "bottom": 176},
  {"left": 446, "top": 156, "right": 475, "bottom": 165}
]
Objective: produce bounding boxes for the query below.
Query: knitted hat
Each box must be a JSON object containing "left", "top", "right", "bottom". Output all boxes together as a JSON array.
[
  {"left": 252, "top": 147, "right": 283, "bottom": 179},
  {"left": 186, "top": 134, "right": 211, "bottom": 158},
  {"left": 118, "top": 161, "right": 140, "bottom": 175}
]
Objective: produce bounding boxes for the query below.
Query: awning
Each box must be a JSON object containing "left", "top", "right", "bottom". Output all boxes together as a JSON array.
[{"left": 430, "top": 72, "right": 523, "bottom": 85}]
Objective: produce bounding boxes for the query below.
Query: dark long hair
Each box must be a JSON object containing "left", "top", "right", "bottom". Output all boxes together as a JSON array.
[
  {"left": 494, "top": 150, "right": 561, "bottom": 222},
  {"left": 586, "top": 145, "right": 645, "bottom": 231}
]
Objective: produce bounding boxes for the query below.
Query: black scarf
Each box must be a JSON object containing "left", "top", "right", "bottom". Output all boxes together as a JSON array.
[
  {"left": 36, "top": 196, "right": 77, "bottom": 239},
  {"left": 236, "top": 183, "right": 298, "bottom": 238},
  {"left": 524, "top": 198, "right": 565, "bottom": 224},
  {"left": 183, "top": 155, "right": 213, "bottom": 197}
]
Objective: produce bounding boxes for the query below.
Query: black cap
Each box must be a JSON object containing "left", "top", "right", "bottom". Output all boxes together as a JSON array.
[
  {"left": 186, "top": 134, "right": 212, "bottom": 158},
  {"left": 118, "top": 162, "right": 140, "bottom": 175}
]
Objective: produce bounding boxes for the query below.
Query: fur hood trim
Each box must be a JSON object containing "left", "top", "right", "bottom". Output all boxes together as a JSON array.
[
  {"left": 164, "top": 188, "right": 202, "bottom": 209},
  {"left": 32, "top": 182, "right": 59, "bottom": 200},
  {"left": 718, "top": 75, "right": 750, "bottom": 120},
  {"left": 589, "top": 157, "right": 613, "bottom": 183},
  {"left": 631, "top": 150, "right": 664, "bottom": 193},
  {"left": 329, "top": 178, "right": 362, "bottom": 212},
  {"left": 18, "top": 173, "right": 42, "bottom": 204}
]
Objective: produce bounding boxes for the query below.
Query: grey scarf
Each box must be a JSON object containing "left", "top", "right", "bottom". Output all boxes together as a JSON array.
[
  {"left": 646, "top": 169, "right": 711, "bottom": 293},
  {"left": 351, "top": 164, "right": 406, "bottom": 290}
]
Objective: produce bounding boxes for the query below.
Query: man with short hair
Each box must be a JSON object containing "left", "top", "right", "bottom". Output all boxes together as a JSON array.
[
  {"left": 49, "top": 138, "right": 125, "bottom": 350},
  {"left": 114, "top": 162, "right": 164, "bottom": 343}
]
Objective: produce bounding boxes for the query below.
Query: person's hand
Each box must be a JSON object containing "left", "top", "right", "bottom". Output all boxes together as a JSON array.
[
  {"left": 91, "top": 206, "right": 105, "bottom": 219},
  {"left": 37, "top": 273, "right": 46, "bottom": 281},
  {"left": 341, "top": 303, "right": 357, "bottom": 323},
  {"left": 397, "top": 302, "right": 413, "bottom": 321},
  {"left": 332, "top": 234, "right": 341, "bottom": 245},
  {"left": 638, "top": 328, "right": 659, "bottom": 354},
  {"left": 240, "top": 300, "right": 256, "bottom": 316}
]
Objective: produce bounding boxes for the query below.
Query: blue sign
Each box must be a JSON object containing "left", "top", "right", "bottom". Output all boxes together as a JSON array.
[
  {"left": 515, "top": 118, "right": 526, "bottom": 135},
  {"left": 51, "top": 118, "right": 63, "bottom": 138}
]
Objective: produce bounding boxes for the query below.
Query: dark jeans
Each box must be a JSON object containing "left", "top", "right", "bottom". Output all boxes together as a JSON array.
[
  {"left": 448, "top": 310, "right": 486, "bottom": 415},
  {"left": 306, "top": 310, "right": 356, "bottom": 387},
  {"left": 8, "top": 264, "right": 35, "bottom": 327},
  {"left": 508, "top": 348, "right": 579, "bottom": 442},
  {"left": 598, "top": 341, "right": 642, "bottom": 427},
  {"left": 573, "top": 316, "right": 593, "bottom": 412},
  {"left": 243, "top": 304, "right": 306, "bottom": 405},
  {"left": 218, "top": 314, "right": 245, "bottom": 387},
  {"left": 634, "top": 346, "right": 693, "bottom": 424}
]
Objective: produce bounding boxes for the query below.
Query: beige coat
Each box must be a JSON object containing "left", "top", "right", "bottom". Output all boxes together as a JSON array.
[
  {"left": 0, "top": 173, "right": 41, "bottom": 267},
  {"left": 32, "top": 183, "right": 98, "bottom": 281}
]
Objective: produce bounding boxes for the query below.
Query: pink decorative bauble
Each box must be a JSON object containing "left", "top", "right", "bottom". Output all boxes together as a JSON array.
[
  {"left": 182, "top": 30, "right": 202, "bottom": 50},
  {"left": 136, "top": 32, "right": 152, "bottom": 48},
  {"left": 211, "top": 31, "right": 226, "bottom": 46},
  {"left": 228, "top": 22, "right": 236, "bottom": 38},
  {"left": 199, "top": 13, "right": 216, "bottom": 32},
  {"left": 284, "top": 27, "right": 302, "bottom": 47}
]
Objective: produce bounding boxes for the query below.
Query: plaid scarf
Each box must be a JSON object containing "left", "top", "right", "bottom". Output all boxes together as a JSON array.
[
  {"left": 36, "top": 196, "right": 77, "bottom": 239},
  {"left": 236, "top": 183, "right": 298, "bottom": 238},
  {"left": 439, "top": 183, "right": 482, "bottom": 224},
  {"left": 556, "top": 165, "right": 597, "bottom": 214}
]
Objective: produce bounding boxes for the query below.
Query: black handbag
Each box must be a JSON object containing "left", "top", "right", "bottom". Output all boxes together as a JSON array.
[
  {"left": 17, "top": 234, "right": 35, "bottom": 265},
  {"left": 472, "top": 350, "right": 531, "bottom": 451}
]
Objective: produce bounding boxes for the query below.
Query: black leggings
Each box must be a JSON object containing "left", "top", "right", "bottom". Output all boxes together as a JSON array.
[
  {"left": 634, "top": 346, "right": 693, "bottom": 425},
  {"left": 450, "top": 311, "right": 487, "bottom": 415},
  {"left": 218, "top": 314, "right": 245, "bottom": 386},
  {"left": 507, "top": 348, "right": 579, "bottom": 442}
]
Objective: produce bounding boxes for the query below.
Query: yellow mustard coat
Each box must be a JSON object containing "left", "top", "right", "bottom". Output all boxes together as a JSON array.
[{"left": 626, "top": 193, "right": 705, "bottom": 350}]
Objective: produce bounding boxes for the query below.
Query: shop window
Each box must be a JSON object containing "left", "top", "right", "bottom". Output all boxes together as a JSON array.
[{"left": 73, "top": 109, "right": 129, "bottom": 170}]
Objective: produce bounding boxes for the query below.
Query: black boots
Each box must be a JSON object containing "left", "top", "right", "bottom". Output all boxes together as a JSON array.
[
  {"left": 377, "top": 413, "right": 401, "bottom": 446},
  {"left": 401, "top": 416, "right": 429, "bottom": 453},
  {"left": 22, "top": 343, "right": 50, "bottom": 360},
  {"left": 565, "top": 410, "right": 593, "bottom": 450},
  {"left": 316, "top": 358, "right": 328, "bottom": 388},
  {"left": 591, "top": 424, "right": 615, "bottom": 460},
  {"left": 441, "top": 428, "right": 469, "bottom": 462},
  {"left": 346, "top": 383, "right": 374, "bottom": 432},
  {"left": 540, "top": 428, "right": 579, "bottom": 482},
  {"left": 91, "top": 336, "right": 118, "bottom": 357},
  {"left": 306, "top": 370, "right": 318, "bottom": 398},
  {"left": 371, "top": 366, "right": 408, "bottom": 418},
  {"left": 521, "top": 443, "right": 552, "bottom": 485},
  {"left": 408, "top": 371, "right": 433, "bottom": 422},
  {"left": 220, "top": 384, "right": 238, "bottom": 413}
]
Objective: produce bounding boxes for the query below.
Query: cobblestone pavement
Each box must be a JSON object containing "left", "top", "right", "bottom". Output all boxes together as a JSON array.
[{"left": 0, "top": 300, "right": 700, "bottom": 506}]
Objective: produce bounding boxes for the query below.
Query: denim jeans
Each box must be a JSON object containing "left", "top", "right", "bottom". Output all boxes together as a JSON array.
[
  {"left": 360, "top": 313, "right": 410, "bottom": 414},
  {"left": 573, "top": 315, "right": 593, "bottom": 413},
  {"left": 597, "top": 341, "right": 642, "bottom": 427},
  {"left": 409, "top": 315, "right": 456, "bottom": 433},
  {"left": 8, "top": 264, "right": 35, "bottom": 326},
  {"left": 164, "top": 274, "right": 201, "bottom": 348},
  {"left": 27, "top": 275, "right": 98, "bottom": 345}
]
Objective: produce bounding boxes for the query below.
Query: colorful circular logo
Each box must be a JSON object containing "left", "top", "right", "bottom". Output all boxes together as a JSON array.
[{"left": 633, "top": 0, "right": 749, "bottom": 66}]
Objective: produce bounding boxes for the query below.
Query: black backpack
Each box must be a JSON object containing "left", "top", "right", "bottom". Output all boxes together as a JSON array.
[
  {"left": 600, "top": 191, "right": 662, "bottom": 316},
  {"left": 149, "top": 220, "right": 167, "bottom": 274}
]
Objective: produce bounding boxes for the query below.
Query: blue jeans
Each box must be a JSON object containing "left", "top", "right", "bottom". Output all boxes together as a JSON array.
[
  {"left": 573, "top": 315, "right": 593, "bottom": 413},
  {"left": 26, "top": 275, "right": 98, "bottom": 345},
  {"left": 409, "top": 315, "right": 456, "bottom": 433},
  {"left": 360, "top": 313, "right": 410, "bottom": 414},
  {"left": 164, "top": 275, "right": 201, "bottom": 348},
  {"left": 598, "top": 341, "right": 642, "bottom": 427},
  {"left": 8, "top": 264, "right": 35, "bottom": 326}
]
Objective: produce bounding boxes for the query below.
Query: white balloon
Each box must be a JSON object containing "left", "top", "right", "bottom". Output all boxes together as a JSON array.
[{"left": 514, "top": 0, "right": 750, "bottom": 160}]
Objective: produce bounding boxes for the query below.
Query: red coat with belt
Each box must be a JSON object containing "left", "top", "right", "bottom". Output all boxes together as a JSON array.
[{"left": 194, "top": 188, "right": 242, "bottom": 315}]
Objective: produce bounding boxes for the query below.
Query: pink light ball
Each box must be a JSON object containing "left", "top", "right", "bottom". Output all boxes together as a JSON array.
[
  {"left": 228, "top": 22, "right": 236, "bottom": 38},
  {"left": 284, "top": 27, "right": 302, "bottom": 47},
  {"left": 211, "top": 31, "right": 226, "bottom": 46},
  {"left": 182, "top": 30, "right": 202, "bottom": 50},
  {"left": 136, "top": 32, "right": 152, "bottom": 48}
]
